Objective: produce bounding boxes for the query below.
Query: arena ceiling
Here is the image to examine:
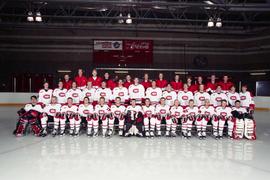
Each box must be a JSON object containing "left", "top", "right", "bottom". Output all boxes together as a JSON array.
[{"left": 1, "top": 0, "right": 270, "bottom": 33}]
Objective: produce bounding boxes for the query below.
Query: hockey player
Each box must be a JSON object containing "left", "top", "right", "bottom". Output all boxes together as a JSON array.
[
  {"left": 66, "top": 81, "right": 81, "bottom": 105},
  {"left": 170, "top": 74, "right": 183, "bottom": 92},
  {"left": 178, "top": 83, "right": 194, "bottom": 107},
  {"left": 194, "top": 84, "right": 210, "bottom": 107},
  {"left": 110, "top": 97, "right": 126, "bottom": 136},
  {"left": 239, "top": 85, "right": 255, "bottom": 114},
  {"left": 210, "top": 85, "right": 228, "bottom": 107},
  {"left": 206, "top": 74, "right": 218, "bottom": 94},
  {"left": 80, "top": 81, "right": 96, "bottom": 104},
  {"left": 14, "top": 95, "right": 43, "bottom": 137},
  {"left": 197, "top": 99, "right": 215, "bottom": 139},
  {"left": 74, "top": 69, "right": 87, "bottom": 90},
  {"left": 182, "top": 99, "right": 199, "bottom": 138},
  {"left": 128, "top": 77, "right": 145, "bottom": 104},
  {"left": 93, "top": 97, "right": 111, "bottom": 137},
  {"left": 162, "top": 84, "right": 177, "bottom": 106},
  {"left": 88, "top": 69, "right": 103, "bottom": 89},
  {"left": 59, "top": 97, "right": 79, "bottom": 136},
  {"left": 141, "top": 73, "right": 151, "bottom": 90},
  {"left": 78, "top": 97, "right": 94, "bottom": 136},
  {"left": 214, "top": 99, "right": 232, "bottom": 139},
  {"left": 145, "top": 81, "right": 162, "bottom": 105},
  {"left": 53, "top": 81, "right": 67, "bottom": 105},
  {"left": 142, "top": 98, "right": 156, "bottom": 137},
  {"left": 40, "top": 96, "right": 62, "bottom": 137},
  {"left": 156, "top": 73, "right": 168, "bottom": 90},
  {"left": 155, "top": 97, "right": 171, "bottom": 136},
  {"left": 38, "top": 82, "right": 53, "bottom": 106},
  {"left": 226, "top": 85, "right": 240, "bottom": 107},
  {"left": 125, "top": 99, "right": 144, "bottom": 137},
  {"left": 170, "top": 99, "right": 184, "bottom": 137},
  {"left": 112, "top": 79, "right": 129, "bottom": 105},
  {"left": 94, "top": 81, "right": 112, "bottom": 104}
]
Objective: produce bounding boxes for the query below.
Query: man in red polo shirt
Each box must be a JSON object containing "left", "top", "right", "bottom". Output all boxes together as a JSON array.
[
  {"left": 63, "top": 74, "right": 72, "bottom": 90},
  {"left": 170, "top": 74, "right": 183, "bottom": 92},
  {"left": 74, "top": 69, "right": 87, "bottom": 90},
  {"left": 103, "top": 72, "right": 116, "bottom": 90},
  {"left": 187, "top": 76, "right": 198, "bottom": 93},
  {"left": 88, "top": 69, "right": 103, "bottom": 89},
  {"left": 156, "top": 73, "right": 168, "bottom": 90},
  {"left": 219, "top": 75, "right": 234, "bottom": 92},
  {"left": 124, "top": 74, "right": 133, "bottom": 88},
  {"left": 141, "top": 73, "right": 151, "bottom": 90},
  {"left": 206, "top": 74, "right": 218, "bottom": 94}
]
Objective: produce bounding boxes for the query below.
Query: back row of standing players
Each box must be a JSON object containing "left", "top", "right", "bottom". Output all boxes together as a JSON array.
[{"left": 14, "top": 69, "right": 256, "bottom": 140}]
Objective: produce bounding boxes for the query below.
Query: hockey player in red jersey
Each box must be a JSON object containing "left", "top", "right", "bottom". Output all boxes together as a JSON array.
[
  {"left": 145, "top": 81, "right": 162, "bottom": 105},
  {"left": 40, "top": 96, "right": 62, "bottom": 137},
  {"left": 142, "top": 98, "right": 156, "bottom": 137},
  {"left": 156, "top": 73, "right": 168, "bottom": 90},
  {"left": 124, "top": 74, "right": 133, "bottom": 88},
  {"left": 155, "top": 97, "right": 171, "bottom": 136},
  {"left": 53, "top": 81, "right": 67, "bottom": 105},
  {"left": 14, "top": 96, "right": 43, "bottom": 137},
  {"left": 110, "top": 97, "right": 126, "bottom": 136},
  {"left": 170, "top": 99, "right": 184, "bottom": 137},
  {"left": 206, "top": 75, "right": 217, "bottom": 94},
  {"left": 38, "top": 81, "right": 53, "bottom": 107},
  {"left": 170, "top": 74, "right": 183, "bottom": 92},
  {"left": 78, "top": 97, "right": 94, "bottom": 136},
  {"left": 66, "top": 81, "right": 81, "bottom": 105},
  {"left": 63, "top": 74, "right": 72, "bottom": 90},
  {"left": 141, "top": 73, "right": 152, "bottom": 89},
  {"left": 59, "top": 97, "right": 79, "bottom": 136},
  {"left": 74, "top": 69, "right": 87, "bottom": 90},
  {"left": 218, "top": 75, "right": 234, "bottom": 92},
  {"left": 88, "top": 69, "right": 103, "bottom": 89}
]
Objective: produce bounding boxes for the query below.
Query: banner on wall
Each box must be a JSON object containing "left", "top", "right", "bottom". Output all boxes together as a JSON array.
[{"left": 93, "top": 40, "right": 153, "bottom": 64}]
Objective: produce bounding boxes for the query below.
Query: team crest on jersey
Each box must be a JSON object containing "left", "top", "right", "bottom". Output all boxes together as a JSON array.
[
  {"left": 189, "top": 112, "right": 195, "bottom": 116},
  {"left": 72, "top": 93, "right": 78, "bottom": 97},
  {"left": 86, "top": 92, "right": 91, "bottom": 97},
  {"left": 49, "top": 109, "right": 56, "bottom": 113},
  {"left": 146, "top": 110, "right": 152, "bottom": 115},
  {"left": 205, "top": 111, "right": 210, "bottom": 115},
  {"left": 83, "top": 110, "right": 89, "bottom": 114},
  {"left": 43, "top": 94, "right": 50, "bottom": 99},
  {"left": 133, "top": 89, "right": 139, "bottom": 93},
  {"left": 231, "top": 96, "right": 236, "bottom": 100},
  {"left": 100, "top": 92, "right": 106, "bottom": 97},
  {"left": 221, "top": 112, "right": 227, "bottom": 116},
  {"left": 151, "top": 92, "right": 157, "bottom": 96},
  {"left": 175, "top": 112, "right": 180, "bottom": 116},
  {"left": 160, "top": 109, "right": 166, "bottom": 114},
  {"left": 99, "top": 110, "right": 105, "bottom": 114},
  {"left": 59, "top": 92, "right": 65, "bottom": 97},
  {"left": 118, "top": 92, "right": 124, "bottom": 96},
  {"left": 240, "top": 96, "right": 246, "bottom": 100},
  {"left": 114, "top": 111, "right": 121, "bottom": 115},
  {"left": 216, "top": 97, "right": 222, "bottom": 101},
  {"left": 166, "top": 96, "right": 172, "bottom": 100},
  {"left": 67, "top": 111, "right": 73, "bottom": 114},
  {"left": 199, "top": 97, "right": 205, "bottom": 101},
  {"left": 182, "top": 96, "right": 188, "bottom": 100}
]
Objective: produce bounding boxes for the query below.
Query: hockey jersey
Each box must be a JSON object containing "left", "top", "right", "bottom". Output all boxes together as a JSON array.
[
  {"left": 38, "top": 89, "right": 53, "bottom": 105},
  {"left": 126, "top": 105, "right": 143, "bottom": 114},
  {"left": 215, "top": 106, "right": 232, "bottom": 118},
  {"left": 110, "top": 105, "right": 126, "bottom": 117},
  {"left": 194, "top": 92, "right": 211, "bottom": 107},
  {"left": 112, "top": 87, "right": 129, "bottom": 102},
  {"left": 43, "top": 104, "right": 62, "bottom": 116},
  {"left": 60, "top": 105, "right": 78, "bottom": 114},
  {"left": 199, "top": 106, "right": 216, "bottom": 116},
  {"left": 66, "top": 88, "right": 81, "bottom": 104},
  {"left": 145, "top": 87, "right": 162, "bottom": 104},
  {"left": 80, "top": 88, "right": 96, "bottom": 102},
  {"left": 24, "top": 104, "right": 43, "bottom": 113},
  {"left": 239, "top": 91, "right": 254, "bottom": 108},
  {"left": 170, "top": 106, "right": 184, "bottom": 118},
  {"left": 78, "top": 104, "right": 94, "bottom": 117},
  {"left": 210, "top": 92, "right": 228, "bottom": 107},
  {"left": 53, "top": 88, "right": 67, "bottom": 104},
  {"left": 178, "top": 91, "right": 194, "bottom": 106},
  {"left": 94, "top": 88, "right": 112, "bottom": 102},
  {"left": 94, "top": 104, "right": 110, "bottom": 116},
  {"left": 162, "top": 90, "right": 177, "bottom": 106},
  {"left": 226, "top": 92, "right": 240, "bottom": 106},
  {"left": 128, "top": 84, "right": 145, "bottom": 101},
  {"left": 155, "top": 104, "right": 170, "bottom": 117},
  {"left": 184, "top": 106, "right": 199, "bottom": 116},
  {"left": 142, "top": 105, "right": 156, "bottom": 117}
]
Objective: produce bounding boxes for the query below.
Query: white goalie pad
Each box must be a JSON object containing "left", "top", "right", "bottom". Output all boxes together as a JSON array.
[
  {"left": 233, "top": 118, "right": 244, "bottom": 139},
  {"left": 244, "top": 118, "right": 256, "bottom": 140}
]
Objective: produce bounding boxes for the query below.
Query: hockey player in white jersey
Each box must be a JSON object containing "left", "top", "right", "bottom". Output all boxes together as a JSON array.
[
  {"left": 112, "top": 79, "right": 129, "bottom": 105},
  {"left": 142, "top": 98, "right": 156, "bottom": 137},
  {"left": 94, "top": 81, "right": 112, "bottom": 104},
  {"left": 170, "top": 99, "right": 184, "bottom": 137},
  {"left": 226, "top": 86, "right": 240, "bottom": 107},
  {"left": 145, "top": 81, "right": 162, "bottom": 105},
  {"left": 197, "top": 99, "right": 215, "bottom": 139},
  {"left": 178, "top": 83, "right": 194, "bottom": 107},
  {"left": 80, "top": 81, "right": 96, "bottom": 104},
  {"left": 78, "top": 97, "right": 94, "bottom": 136},
  {"left": 182, "top": 99, "right": 199, "bottom": 138},
  {"left": 14, "top": 96, "right": 43, "bottom": 137},
  {"left": 53, "top": 81, "right": 67, "bottom": 105},
  {"left": 38, "top": 82, "right": 53, "bottom": 106},
  {"left": 214, "top": 99, "right": 232, "bottom": 139},
  {"left": 162, "top": 84, "right": 177, "bottom": 106},
  {"left": 40, "top": 96, "right": 62, "bottom": 137},
  {"left": 239, "top": 85, "right": 255, "bottom": 114},
  {"left": 66, "top": 82, "right": 81, "bottom": 105},
  {"left": 125, "top": 99, "right": 144, "bottom": 137},
  {"left": 59, "top": 97, "right": 80, "bottom": 136},
  {"left": 194, "top": 84, "right": 210, "bottom": 107},
  {"left": 93, "top": 97, "right": 111, "bottom": 137},
  {"left": 128, "top": 77, "right": 145, "bottom": 104},
  {"left": 155, "top": 97, "right": 171, "bottom": 136},
  {"left": 210, "top": 85, "right": 228, "bottom": 107},
  {"left": 110, "top": 97, "right": 126, "bottom": 136}
]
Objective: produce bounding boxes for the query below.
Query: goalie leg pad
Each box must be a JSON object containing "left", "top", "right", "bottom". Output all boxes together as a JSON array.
[
  {"left": 233, "top": 118, "right": 244, "bottom": 139},
  {"left": 244, "top": 119, "right": 256, "bottom": 140}
]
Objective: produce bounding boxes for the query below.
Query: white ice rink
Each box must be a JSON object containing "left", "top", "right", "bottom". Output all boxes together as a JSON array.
[{"left": 0, "top": 106, "right": 270, "bottom": 180}]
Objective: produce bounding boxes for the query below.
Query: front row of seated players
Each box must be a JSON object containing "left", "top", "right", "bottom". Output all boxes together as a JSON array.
[{"left": 13, "top": 96, "right": 256, "bottom": 140}]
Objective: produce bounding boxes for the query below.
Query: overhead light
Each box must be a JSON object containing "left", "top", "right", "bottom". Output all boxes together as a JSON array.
[
  {"left": 57, "top": 70, "right": 72, "bottom": 73},
  {"left": 27, "top": 11, "right": 34, "bottom": 22},
  {"left": 126, "top": 13, "right": 132, "bottom": 24},
  {"left": 35, "top": 12, "right": 42, "bottom": 22},
  {"left": 175, "top": 71, "right": 188, "bottom": 75},
  {"left": 250, "top": 72, "right": 266, "bottom": 76},
  {"left": 207, "top": 18, "right": 214, "bottom": 27},
  {"left": 204, "top": 0, "right": 214, "bottom": 5},
  {"left": 216, "top": 17, "right": 222, "bottom": 27},
  {"left": 118, "top": 13, "right": 124, "bottom": 24},
  {"left": 153, "top": 5, "right": 167, "bottom": 10},
  {"left": 99, "top": 7, "right": 108, "bottom": 12},
  {"left": 114, "top": 71, "right": 129, "bottom": 74}
]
